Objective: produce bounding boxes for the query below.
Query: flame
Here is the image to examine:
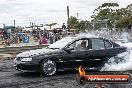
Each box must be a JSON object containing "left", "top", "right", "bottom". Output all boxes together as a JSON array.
[{"left": 78, "top": 66, "right": 86, "bottom": 76}]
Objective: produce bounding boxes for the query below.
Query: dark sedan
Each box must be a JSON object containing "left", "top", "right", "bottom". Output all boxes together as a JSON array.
[{"left": 14, "top": 36, "right": 127, "bottom": 76}]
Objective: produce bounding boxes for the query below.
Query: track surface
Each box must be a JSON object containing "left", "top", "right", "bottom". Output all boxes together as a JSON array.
[{"left": 0, "top": 60, "right": 132, "bottom": 88}]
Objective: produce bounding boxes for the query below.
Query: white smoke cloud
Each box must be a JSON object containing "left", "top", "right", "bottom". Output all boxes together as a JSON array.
[
  {"left": 82, "top": 31, "right": 132, "bottom": 71},
  {"left": 101, "top": 49, "right": 132, "bottom": 71}
]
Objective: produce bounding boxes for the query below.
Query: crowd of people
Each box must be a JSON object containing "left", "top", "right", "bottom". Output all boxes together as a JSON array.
[
  {"left": 0, "top": 29, "right": 29, "bottom": 46},
  {"left": 0, "top": 24, "right": 73, "bottom": 46},
  {"left": 32, "top": 23, "right": 73, "bottom": 45},
  {"left": 32, "top": 29, "right": 62, "bottom": 45}
]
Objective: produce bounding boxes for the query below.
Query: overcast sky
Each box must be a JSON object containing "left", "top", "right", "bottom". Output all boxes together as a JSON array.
[{"left": 0, "top": 0, "right": 132, "bottom": 27}]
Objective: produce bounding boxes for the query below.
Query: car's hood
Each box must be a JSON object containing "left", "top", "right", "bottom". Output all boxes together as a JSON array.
[{"left": 16, "top": 48, "right": 58, "bottom": 57}]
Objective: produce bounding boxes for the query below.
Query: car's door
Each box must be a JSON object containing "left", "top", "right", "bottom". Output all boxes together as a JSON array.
[
  {"left": 60, "top": 39, "right": 90, "bottom": 69},
  {"left": 104, "top": 39, "right": 126, "bottom": 58},
  {"left": 103, "top": 39, "right": 117, "bottom": 58},
  {"left": 84, "top": 38, "right": 108, "bottom": 68}
]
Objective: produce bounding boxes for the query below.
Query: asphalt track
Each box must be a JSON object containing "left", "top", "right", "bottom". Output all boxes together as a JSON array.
[{"left": 0, "top": 59, "right": 132, "bottom": 88}]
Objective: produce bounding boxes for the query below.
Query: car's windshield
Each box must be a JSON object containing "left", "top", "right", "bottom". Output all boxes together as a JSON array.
[{"left": 47, "top": 37, "right": 75, "bottom": 49}]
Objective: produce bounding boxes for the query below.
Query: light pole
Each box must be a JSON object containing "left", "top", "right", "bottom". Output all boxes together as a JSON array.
[
  {"left": 77, "top": 13, "right": 79, "bottom": 19},
  {"left": 14, "top": 20, "right": 15, "bottom": 28},
  {"left": 67, "top": 6, "right": 70, "bottom": 26}
]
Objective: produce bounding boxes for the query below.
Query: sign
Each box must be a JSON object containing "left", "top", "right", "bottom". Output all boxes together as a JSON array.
[
  {"left": 76, "top": 66, "right": 131, "bottom": 85},
  {"left": 23, "top": 36, "right": 29, "bottom": 43}
]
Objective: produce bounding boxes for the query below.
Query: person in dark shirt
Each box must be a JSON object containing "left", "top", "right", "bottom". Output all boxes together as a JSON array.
[
  {"left": 62, "top": 23, "right": 66, "bottom": 31},
  {"left": 80, "top": 41, "right": 87, "bottom": 50}
]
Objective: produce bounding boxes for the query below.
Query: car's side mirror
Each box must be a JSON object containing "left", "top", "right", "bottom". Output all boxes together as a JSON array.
[{"left": 64, "top": 47, "right": 74, "bottom": 51}]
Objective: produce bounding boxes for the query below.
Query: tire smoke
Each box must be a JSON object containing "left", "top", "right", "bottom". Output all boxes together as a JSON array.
[{"left": 101, "top": 48, "right": 132, "bottom": 71}]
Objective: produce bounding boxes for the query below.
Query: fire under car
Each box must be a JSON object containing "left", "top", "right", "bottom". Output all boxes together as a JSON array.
[{"left": 14, "top": 35, "right": 127, "bottom": 76}]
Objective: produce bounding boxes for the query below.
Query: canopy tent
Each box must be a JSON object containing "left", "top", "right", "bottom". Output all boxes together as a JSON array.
[{"left": 3, "top": 26, "right": 15, "bottom": 29}]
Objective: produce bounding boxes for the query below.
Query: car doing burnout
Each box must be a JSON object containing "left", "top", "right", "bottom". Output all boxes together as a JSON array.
[{"left": 14, "top": 35, "right": 127, "bottom": 76}]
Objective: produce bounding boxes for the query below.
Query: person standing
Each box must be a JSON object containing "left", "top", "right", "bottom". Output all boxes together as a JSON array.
[
  {"left": 67, "top": 25, "right": 71, "bottom": 32},
  {"left": 49, "top": 32, "right": 54, "bottom": 44},
  {"left": 3, "top": 30, "right": 7, "bottom": 40},
  {"left": 39, "top": 35, "right": 48, "bottom": 45},
  {"left": 7, "top": 29, "right": 11, "bottom": 39},
  {"left": 62, "top": 23, "right": 67, "bottom": 37},
  {"left": 62, "top": 23, "right": 66, "bottom": 31}
]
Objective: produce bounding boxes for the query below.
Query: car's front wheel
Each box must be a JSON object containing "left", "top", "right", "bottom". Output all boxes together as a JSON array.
[{"left": 39, "top": 59, "right": 56, "bottom": 76}]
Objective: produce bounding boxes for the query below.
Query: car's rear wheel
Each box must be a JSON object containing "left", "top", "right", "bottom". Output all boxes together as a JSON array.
[{"left": 39, "top": 59, "right": 56, "bottom": 76}]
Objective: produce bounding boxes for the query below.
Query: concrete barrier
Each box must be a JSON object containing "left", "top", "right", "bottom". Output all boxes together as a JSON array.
[{"left": 0, "top": 44, "right": 50, "bottom": 54}]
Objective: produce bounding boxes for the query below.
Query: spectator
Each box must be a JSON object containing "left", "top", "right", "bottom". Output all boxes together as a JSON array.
[
  {"left": 19, "top": 36, "right": 23, "bottom": 43},
  {"left": 3, "top": 30, "right": 7, "bottom": 40},
  {"left": 54, "top": 33, "right": 60, "bottom": 42},
  {"left": 53, "top": 29, "right": 57, "bottom": 34},
  {"left": 5, "top": 38, "right": 10, "bottom": 46},
  {"left": 43, "top": 29, "right": 49, "bottom": 39},
  {"left": 7, "top": 29, "right": 11, "bottom": 39},
  {"left": 49, "top": 32, "right": 54, "bottom": 44},
  {"left": 12, "top": 34, "right": 18, "bottom": 44},
  {"left": 67, "top": 25, "right": 71, "bottom": 32},
  {"left": 62, "top": 23, "right": 66, "bottom": 31},
  {"left": 39, "top": 35, "right": 48, "bottom": 45},
  {"left": 32, "top": 30, "right": 36, "bottom": 38},
  {"left": 0, "top": 30, "right": 3, "bottom": 40}
]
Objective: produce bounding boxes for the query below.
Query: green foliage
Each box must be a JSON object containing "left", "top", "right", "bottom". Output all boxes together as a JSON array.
[
  {"left": 116, "top": 16, "right": 131, "bottom": 28},
  {"left": 76, "top": 20, "right": 87, "bottom": 31},
  {"left": 99, "top": 3, "right": 119, "bottom": 8},
  {"left": 68, "top": 16, "right": 89, "bottom": 31},
  {"left": 92, "top": 3, "right": 119, "bottom": 25},
  {"left": 69, "top": 16, "right": 78, "bottom": 29},
  {"left": 91, "top": 3, "right": 132, "bottom": 30}
]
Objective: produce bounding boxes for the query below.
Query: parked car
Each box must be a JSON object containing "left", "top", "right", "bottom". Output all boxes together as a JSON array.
[{"left": 14, "top": 36, "right": 127, "bottom": 76}]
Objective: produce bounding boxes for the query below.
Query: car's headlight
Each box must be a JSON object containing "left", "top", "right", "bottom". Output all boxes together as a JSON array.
[{"left": 21, "top": 58, "right": 32, "bottom": 62}]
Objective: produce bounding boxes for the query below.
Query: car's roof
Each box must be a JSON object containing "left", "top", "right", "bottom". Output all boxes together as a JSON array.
[{"left": 67, "top": 34, "right": 99, "bottom": 40}]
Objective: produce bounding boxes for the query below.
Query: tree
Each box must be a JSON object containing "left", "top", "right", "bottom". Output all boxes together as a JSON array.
[
  {"left": 115, "top": 5, "right": 132, "bottom": 28},
  {"left": 69, "top": 16, "right": 79, "bottom": 29},
  {"left": 91, "top": 3, "right": 132, "bottom": 30},
  {"left": 92, "top": 3, "right": 119, "bottom": 20},
  {"left": 91, "top": 3, "right": 120, "bottom": 29},
  {"left": 76, "top": 20, "right": 88, "bottom": 31},
  {"left": 68, "top": 16, "right": 89, "bottom": 31}
]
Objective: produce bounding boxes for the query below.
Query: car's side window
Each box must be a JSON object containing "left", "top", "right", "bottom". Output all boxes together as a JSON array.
[
  {"left": 68, "top": 39, "right": 89, "bottom": 51},
  {"left": 104, "top": 40, "right": 112, "bottom": 48},
  {"left": 91, "top": 38, "right": 105, "bottom": 50}
]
